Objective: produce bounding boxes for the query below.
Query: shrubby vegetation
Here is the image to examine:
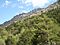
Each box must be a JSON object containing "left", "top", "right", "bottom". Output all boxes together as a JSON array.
[{"left": 0, "top": 1, "right": 60, "bottom": 45}]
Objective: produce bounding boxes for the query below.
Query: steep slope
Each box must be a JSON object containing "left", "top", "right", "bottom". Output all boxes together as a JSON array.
[
  {"left": 0, "top": 0, "right": 59, "bottom": 28},
  {"left": 0, "top": 0, "right": 60, "bottom": 45},
  {"left": 0, "top": 8, "right": 43, "bottom": 27}
]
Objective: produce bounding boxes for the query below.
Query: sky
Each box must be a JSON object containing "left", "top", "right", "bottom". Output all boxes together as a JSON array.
[{"left": 0, "top": 0, "right": 57, "bottom": 24}]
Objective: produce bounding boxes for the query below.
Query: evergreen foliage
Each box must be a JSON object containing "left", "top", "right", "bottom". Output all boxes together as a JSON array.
[{"left": 0, "top": 1, "right": 60, "bottom": 45}]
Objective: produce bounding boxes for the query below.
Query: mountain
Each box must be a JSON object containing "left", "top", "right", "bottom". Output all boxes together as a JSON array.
[
  {"left": 0, "top": 8, "right": 44, "bottom": 27},
  {"left": 0, "top": 0, "right": 60, "bottom": 45},
  {"left": 0, "top": 0, "right": 59, "bottom": 28}
]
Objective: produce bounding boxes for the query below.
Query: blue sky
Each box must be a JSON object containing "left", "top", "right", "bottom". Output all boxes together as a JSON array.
[{"left": 0, "top": 0, "right": 57, "bottom": 24}]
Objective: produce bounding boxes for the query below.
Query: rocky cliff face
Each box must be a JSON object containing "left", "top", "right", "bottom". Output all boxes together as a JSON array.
[{"left": 0, "top": 0, "right": 59, "bottom": 28}]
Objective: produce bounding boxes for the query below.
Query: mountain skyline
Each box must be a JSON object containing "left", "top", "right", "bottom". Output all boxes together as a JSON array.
[{"left": 0, "top": 0, "right": 57, "bottom": 24}]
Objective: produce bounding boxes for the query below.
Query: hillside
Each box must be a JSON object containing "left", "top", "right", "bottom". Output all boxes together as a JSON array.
[
  {"left": 0, "top": 0, "right": 60, "bottom": 45},
  {"left": 0, "top": 0, "right": 59, "bottom": 28}
]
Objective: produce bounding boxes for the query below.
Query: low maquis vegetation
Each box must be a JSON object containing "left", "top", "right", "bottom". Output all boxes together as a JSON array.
[{"left": 0, "top": 0, "right": 60, "bottom": 45}]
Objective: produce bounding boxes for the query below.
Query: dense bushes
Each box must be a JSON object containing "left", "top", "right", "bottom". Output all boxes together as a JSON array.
[{"left": 0, "top": 2, "right": 60, "bottom": 45}]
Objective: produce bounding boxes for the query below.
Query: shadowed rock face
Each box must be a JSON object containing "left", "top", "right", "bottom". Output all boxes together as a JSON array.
[{"left": 0, "top": 0, "right": 59, "bottom": 28}]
